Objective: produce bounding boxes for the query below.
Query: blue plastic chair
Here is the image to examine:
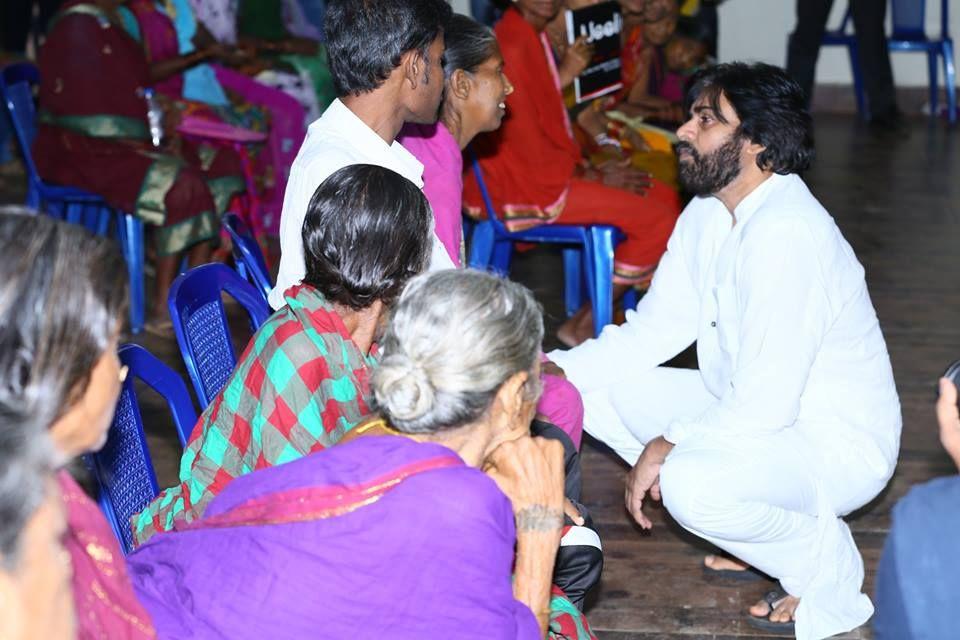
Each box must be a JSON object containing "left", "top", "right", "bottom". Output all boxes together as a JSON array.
[
  {"left": 169, "top": 263, "right": 272, "bottom": 408},
  {"left": 86, "top": 344, "right": 199, "bottom": 554},
  {"left": 466, "top": 152, "right": 636, "bottom": 337},
  {"left": 223, "top": 212, "right": 273, "bottom": 303},
  {"left": 824, "top": 1, "right": 956, "bottom": 123},
  {"left": 0, "top": 64, "right": 147, "bottom": 332}
]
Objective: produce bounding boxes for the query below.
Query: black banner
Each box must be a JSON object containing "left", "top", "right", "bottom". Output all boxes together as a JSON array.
[{"left": 565, "top": 1, "right": 623, "bottom": 103}]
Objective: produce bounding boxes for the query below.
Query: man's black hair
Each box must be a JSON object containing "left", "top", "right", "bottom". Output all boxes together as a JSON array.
[
  {"left": 684, "top": 62, "right": 815, "bottom": 174},
  {"left": 324, "top": 0, "right": 453, "bottom": 97}
]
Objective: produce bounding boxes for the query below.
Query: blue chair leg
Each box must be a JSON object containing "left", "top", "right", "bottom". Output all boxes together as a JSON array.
[
  {"left": 467, "top": 220, "right": 495, "bottom": 270},
  {"left": 65, "top": 202, "right": 83, "bottom": 225},
  {"left": 461, "top": 217, "right": 475, "bottom": 245},
  {"left": 587, "top": 226, "right": 617, "bottom": 338},
  {"left": 43, "top": 199, "right": 62, "bottom": 220},
  {"left": 95, "top": 205, "right": 111, "bottom": 236},
  {"left": 928, "top": 49, "right": 940, "bottom": 120},
  {"left": 848, "top": 43, "right": 868, "bottom": 118},
  {"left": 490, "top": 240, "right": 513, "bottom": 275},
  {"left": 118, "top": 213, "right": 145, "bottom": 334},
  {"left": 943, "top": 40, "right": 957, "bottom": 125},
  {"left": 622, "top": 287, "right": 638, "bottom": 312},
  {"left": 562, "top": 247, "right": 582, "bottom": 318}
]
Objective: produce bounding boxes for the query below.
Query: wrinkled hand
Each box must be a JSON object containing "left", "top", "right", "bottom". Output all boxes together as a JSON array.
[
  {"left": 937, "top": 378, "right": 960, "bottom": 470},
  {"left": 624, "top": 436, "right": 672, "bottom": 529},
  {"left": 484, "top": 436, "right": 565, "bottom": 531},
  {"left": 596, "top": 158, "right": 652, "bottom": 194},
  {"left": 560, "top": 36, "right": 594, "bottom": 79}
]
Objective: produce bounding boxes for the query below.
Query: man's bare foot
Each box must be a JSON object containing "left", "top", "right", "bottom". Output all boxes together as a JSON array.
[
  {"left": 750, "top": 592, "right": 800, "bottom": 624},
  {"left": 703, "top": 554, "right": 751, "bottom": 572}
]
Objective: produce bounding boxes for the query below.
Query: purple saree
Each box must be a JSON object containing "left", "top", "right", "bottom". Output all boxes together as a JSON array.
[{"left": 127, "top": 435, "right": 542, "bottom": 639}]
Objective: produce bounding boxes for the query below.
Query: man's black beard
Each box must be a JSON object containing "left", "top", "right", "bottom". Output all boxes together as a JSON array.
[{"left": 676, "top": 134, "right": 744, "bottom": 196}]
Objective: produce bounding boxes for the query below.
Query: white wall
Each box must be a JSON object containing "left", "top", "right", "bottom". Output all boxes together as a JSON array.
[
  {"left": 452, "top": 0, "right": 470, "bottom": 17},
  {"left": 717, "top": 1, "right": 956, "bottom": 87}
]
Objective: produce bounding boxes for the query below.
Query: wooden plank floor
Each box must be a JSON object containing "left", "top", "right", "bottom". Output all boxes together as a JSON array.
[{"left": 3, "top": 113, "right": 956, "bottom": 638}]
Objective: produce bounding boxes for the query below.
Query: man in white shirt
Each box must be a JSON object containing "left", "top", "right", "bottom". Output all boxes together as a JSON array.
[
  {"left": 549, "top": 63, "right": 901, "bottom": 640},
  {"left": 269, "top": 0, "right": 454, "bottom": 310}
]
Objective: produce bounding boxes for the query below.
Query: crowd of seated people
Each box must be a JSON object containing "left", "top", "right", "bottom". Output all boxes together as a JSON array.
[
  {"left": 2, "top": 0, "right": 940, "bottom": 639},
  {"left": 0, "top": 203, "right": 595, "bottom": 639},
  {"left": 462, "top": 0, "right": 685, "bottom": 347},
  {"left": 0, "top": 0, "right": 696, "bottom": 638}
]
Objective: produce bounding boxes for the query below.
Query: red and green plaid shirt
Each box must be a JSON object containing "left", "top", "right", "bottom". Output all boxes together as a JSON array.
[{"left": 133, "top": 285, "right": 377, "bottom": 546}]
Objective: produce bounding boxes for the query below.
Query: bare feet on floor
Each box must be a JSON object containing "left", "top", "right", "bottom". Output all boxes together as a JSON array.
[{"left": 703, "top": 554, "right": 751, "bottom": 572}]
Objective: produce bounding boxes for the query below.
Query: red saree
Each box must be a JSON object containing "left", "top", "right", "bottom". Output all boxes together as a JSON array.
[
  {"left": 463, "top": 8, "right": 679, "bottom": 286},
  {"left": 33, "top": 1, "right": 244, "bottom": 255}
]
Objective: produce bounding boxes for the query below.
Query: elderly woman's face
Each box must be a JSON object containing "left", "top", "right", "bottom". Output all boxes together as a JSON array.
[
  {"left": 0, "top": 483, "right": 75, "bottom": 640},
  {"left": 49, "top": 340, "right": 124, "bottom": 462}
]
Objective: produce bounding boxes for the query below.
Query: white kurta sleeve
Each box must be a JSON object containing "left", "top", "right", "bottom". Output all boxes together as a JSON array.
[
  {"left": 549, "top": 210, "right": 700, "bottom": 393},
  {"left": 663, "top": 215, "right": 833, "bottom": 445}
]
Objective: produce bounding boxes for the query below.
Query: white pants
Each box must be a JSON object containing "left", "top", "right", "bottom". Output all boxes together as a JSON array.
[{"left": 582, "top": 367, "right": 891, "bottom": 640}]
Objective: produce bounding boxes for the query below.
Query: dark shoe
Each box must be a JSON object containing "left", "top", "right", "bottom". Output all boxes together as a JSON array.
[{"left": 868, "top": 108, "right": 908, "bottom": 135}]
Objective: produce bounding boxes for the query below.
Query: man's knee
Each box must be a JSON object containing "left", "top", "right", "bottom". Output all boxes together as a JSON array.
[{"left": 659, "top": 447, "right": 733, "bottom": 533}]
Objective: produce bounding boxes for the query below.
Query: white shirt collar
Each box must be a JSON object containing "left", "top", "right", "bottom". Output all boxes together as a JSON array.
[
  {"left": 731, "top": 172, "right": 789, "bottom": 227},
  {"left": 312, "top": 99, "right": 424, "bottom": 188}
]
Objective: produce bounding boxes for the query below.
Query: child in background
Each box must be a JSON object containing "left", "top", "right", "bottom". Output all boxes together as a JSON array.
[{"left": 631, "top": 15, "right": 709, "bottom": 123}]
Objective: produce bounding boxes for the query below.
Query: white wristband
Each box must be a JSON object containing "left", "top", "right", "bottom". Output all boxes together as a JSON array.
[{"left": 594, "top": 133, "right": 621, "bottom": 149}]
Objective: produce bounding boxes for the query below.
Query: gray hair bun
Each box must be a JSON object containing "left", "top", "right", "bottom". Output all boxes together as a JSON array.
[{"left": 372, "top": 353, "right": 435, "bottom": 422}]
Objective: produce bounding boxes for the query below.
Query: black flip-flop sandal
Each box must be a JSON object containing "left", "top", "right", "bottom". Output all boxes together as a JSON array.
[
  {"left": 745, "top": 588, "right": 796, "bottom": 636},
  {"left": 701, "top": 553, "right": 771, "bottom": 582}
]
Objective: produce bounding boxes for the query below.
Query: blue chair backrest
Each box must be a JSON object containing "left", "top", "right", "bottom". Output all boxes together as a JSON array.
[
  {"left": 890, "top": 0, "right": 934, "bottom": 39},
  {"left": 835, "top": 1, "right": 949, "bottom": 40},
  {"left": 169, "top": 263, "right": 271, "bottom": 407},
  {"left": 223, "top": 212, "right": 273, "bottom": 302},
  {"left": 468, "top": 149, "right": 512, "bottom": 237},
  {"left": 0, "top": 70, "right": 40, "bottom": 186},
  {"left": 86, "top": 344, "right": 198, "bottom": 554}
]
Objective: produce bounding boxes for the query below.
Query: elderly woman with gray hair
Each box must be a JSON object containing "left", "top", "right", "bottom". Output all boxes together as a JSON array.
[{"left": 128, "top": 269, "right": 595, "bottom": 639}]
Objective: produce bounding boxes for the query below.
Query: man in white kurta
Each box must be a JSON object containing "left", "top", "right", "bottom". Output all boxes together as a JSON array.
[
  {"left": 549, "top": 63, "right": 901, "bottom": 640},
  {"left": 268, "top": 0, "right": 454, "bottom": 311}
]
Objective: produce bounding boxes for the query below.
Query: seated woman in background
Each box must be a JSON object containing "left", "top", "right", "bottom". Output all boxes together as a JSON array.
[
  {"left": 129, "top": 269, "right": 587, "bottom": 639},
  {"left": 0, "top": 211, "right": 157, "bottom": 638},
  {"left": 575, "top": 9, "right": 709, "bottom": 188},
  {"left": 398, "top": 14, "right": 585, "bottom": 448},
  {"left": 464, "top": 0, "right": 681, "bottom": 347},
  {"left": 124, "top": 0, "right": 307, "bottom": 235},
  {"left": 34, "top": 0, "right": 245, "bottom": 326},
  {"left": 873, "top": 376, "right": 960, "bottom": 639},
  {"left": 133, "top": 164, "right": 432, "bottom": 545}
]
